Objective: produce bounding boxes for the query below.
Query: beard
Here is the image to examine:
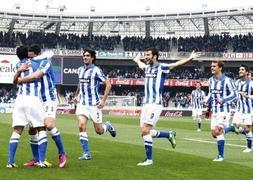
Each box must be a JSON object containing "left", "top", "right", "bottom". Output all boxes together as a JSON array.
[{"left": 146, "top": 59, "right": 152, "bottom": 65}]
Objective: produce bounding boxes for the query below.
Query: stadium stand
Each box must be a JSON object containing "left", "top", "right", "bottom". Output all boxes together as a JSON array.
[{"left": 1, "top": 31, "right": 253, "bottom": 52}]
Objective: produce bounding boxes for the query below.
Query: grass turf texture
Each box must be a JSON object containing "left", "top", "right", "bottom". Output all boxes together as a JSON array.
[{"left": 0, "top": 113, "right": 253, "bottom": 180}]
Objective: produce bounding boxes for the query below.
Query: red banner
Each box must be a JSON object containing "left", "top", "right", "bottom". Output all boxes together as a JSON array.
[{"left": 109, "top": 78, "right": 208, "bottom": 87}]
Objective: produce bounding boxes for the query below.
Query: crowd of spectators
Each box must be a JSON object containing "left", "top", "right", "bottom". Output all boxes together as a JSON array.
[
  {"left": 0, "top": 31, "right": 121, "bottom": 50},
  {"left": 106, "top": 67, "right": 144, "bottom": 79},
  {"left": 171, "top": 92, "right": 191, "bottom": 109},
  {"left": 122, "top": 36, "right": 175, "bottom": 51},
  {"left": 0, "top": 85, "right": 197, "bottom": 108},
  {"left": 63, "top": 90, "right": 75, "bottom": 104},
  {"left": 61, "top": 88, "right": 171, "bottom": 107},
  {"left": 0, "top": 87, "right": 16, "bottom": 104},
  {"left": 1, "top": 31, "right": 253, "bottom": 52},
  {"left": 103, "top": 66, "right": 238, "bottom": 80}
]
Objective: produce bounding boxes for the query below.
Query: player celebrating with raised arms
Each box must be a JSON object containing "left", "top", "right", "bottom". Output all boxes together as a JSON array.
[{"left": 133, "top": 48, "right": 200, "bottom": 166}]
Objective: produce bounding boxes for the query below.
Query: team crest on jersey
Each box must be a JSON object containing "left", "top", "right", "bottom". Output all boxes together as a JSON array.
[
  {"left": 145, "top": 73, "right": 157, "bottom": 78},
  {"left": 210, "top": 89, "right": 223, "bottom": 94},
  {"left": 80, "top": 78, "right": 90, "bottom": 83}
]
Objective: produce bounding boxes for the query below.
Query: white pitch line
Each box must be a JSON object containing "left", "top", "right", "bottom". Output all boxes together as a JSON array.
[{"left": 184, "top": 138, "right": 245, "bottom": 148}]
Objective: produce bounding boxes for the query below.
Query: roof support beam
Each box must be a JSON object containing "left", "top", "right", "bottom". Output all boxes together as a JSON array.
[
  {"left": 55, "top": 22, "right": 61, "bottom": 35},
  {"left": 8, "top": 19, "right": 16, "bottom": 35},
  {"left": 190, "top": 19, "right": 200, "bottom": 30}
]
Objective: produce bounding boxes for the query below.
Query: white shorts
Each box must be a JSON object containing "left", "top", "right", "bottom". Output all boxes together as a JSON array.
[
  {"left": 43, "top": 101, "right": 57, "bottom": 119},
  {"left": 232, "top": 112, "right": 252, "bottom": 126},
  {"left": 140, "top": 104, "right": 162, "bottom": 127},
  {"left": 211, "top": 112, "right": 230, "bottom": 130},
  {"left": 192, "top": 108, "right": 203, "bottom": 117},
  {"left": 12, "top": 95, "right": 44, "bottom": 128},
  {"left": 76, "top": 103, "right": 102, "bottom": 123}
]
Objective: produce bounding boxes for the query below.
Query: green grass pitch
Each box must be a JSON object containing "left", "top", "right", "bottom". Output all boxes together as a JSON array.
[{"left": 0, "top": 113, "right": 253, "bottom": 180}]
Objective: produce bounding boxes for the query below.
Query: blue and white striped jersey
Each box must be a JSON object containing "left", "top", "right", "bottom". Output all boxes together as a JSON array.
[
  {"left": 235, "top": 79, "right": 253, "bottom": 114},
  {"left": 206, "top": 74, "right": 237, "bottom": 114},
  {"left": 33, "top": 52, "right": 56, "bottom": 102},
  {"left": 143, "top": 63, "right": 170, "bottom": 104},
  {"left": 191, "top": 89, "right": 205, "bottom": 109},
  {"left": 37, "top": 60, "right": 56, "bottom": 102},
  {"left": 78, "top": 64, "right": 107, "bottom": 106},
  {"left": 16, "top": 58, "right": 41, "bottom": 97}
]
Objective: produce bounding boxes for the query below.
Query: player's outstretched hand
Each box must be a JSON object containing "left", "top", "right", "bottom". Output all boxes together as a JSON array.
[
  {"left": 189, "top": 51, "right": 201, "bottom": 60},
  {"left": 133, "top": 54, "right": 141, "bottom": 63}
]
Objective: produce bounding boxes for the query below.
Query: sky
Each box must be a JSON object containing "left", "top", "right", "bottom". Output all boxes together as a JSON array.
[{"left": 1, "top": 0, "right": 253, "bottom": 14}]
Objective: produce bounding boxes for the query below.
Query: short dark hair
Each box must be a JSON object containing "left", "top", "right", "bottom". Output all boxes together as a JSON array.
[
  {"left": 16, "top": 46, "right": 28, "bottom": 60},
  {"left": 146, "top": 47, "right": 159, "bottom": 60},
  {"left": 83, "top": 48, "right": 96, "bottom": 64},
  {"left": 212, "top": 59, "right": 225, "bottom": 72},
  {"left": 28, "top": 44, "right": 41, "bottom": 55},
  {"left": 240, "top": 64, "right": 249, "bottom": 72}
]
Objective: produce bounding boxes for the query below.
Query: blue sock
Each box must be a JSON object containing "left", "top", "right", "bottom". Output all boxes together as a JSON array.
[
  {"left": 217, "top": 140, "right": 225, "bottom": 157},
  {"left": 157, "top": 131, "right": 170, "bottom": 138},
  {"left": 247, "top": 139, "right": 252, "bottom": 149},
  {"left": 151, "top": 129, "right": 170, "bottom": 138},
  {"left": 105, "top": 123, "right": 111, "bottom": 131},
  {"left": 240, "top": 130, "right": 246, "bottom": 135},
  {"left": 80, "top": 132, "right": 90, "bottom": 155},
  {"left": 145, "top": 143, "right": 152, "bottom": 160},
  {"left": 197, "top": 118, "right": 202, "bottom": 129},
  {"left": 198, "top": 122, "right": 201, "bottom": 129},
  {"left": 246, "top": 132, "right": 253, "bottom": 149},
  {"left": 38, "top": 131, "right": 48, "bottom": 162},
  {"left": 30, "top": 135, "right": 39, "bottom": 161},
  {"left": 224, "top": 125, "right": 235, "bottom": 134},
  {"left": 143, "top": 134, "right": 152, "bottom": 160},
  {"left": 8, "top": 132, "right": 20, "bottom": 164},
  {"left": 50, "top": 128, "right": 65, "bottom": 155}
]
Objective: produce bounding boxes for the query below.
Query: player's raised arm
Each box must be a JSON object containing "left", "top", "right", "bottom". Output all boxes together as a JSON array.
[
  {"left": 168, "top": 51, "right": 201, "bottom": 70},
  {"left": 17, "top": 70, "right": 43, "bottom": 84},
  {"left": 33, "top": 51, "right": 54, "bottom": 60},
  {"left": 17, "top": 60, "right": 51, "bottom": 84},
  {"left": 133, "top": 54, "right": 148, "bottom": 69}
]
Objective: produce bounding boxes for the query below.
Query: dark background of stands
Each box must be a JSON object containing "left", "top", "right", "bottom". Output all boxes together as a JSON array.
[{"left": 1, "top": 31, "right": 253, "bottom": 52}]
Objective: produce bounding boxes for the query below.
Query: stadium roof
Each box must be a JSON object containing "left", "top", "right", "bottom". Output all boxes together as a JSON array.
[
  {"left": 0, "top": 1, "right": 253, "bottom": 37},
  {"left": 2, "top": 0, "right": 253, "bottom": 14}
]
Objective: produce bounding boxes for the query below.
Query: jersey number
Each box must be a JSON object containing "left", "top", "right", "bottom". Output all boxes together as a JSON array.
[
  {"left": 45, "top": 106, "right": 54, "bottom": 113},
  {"left": 150, "top": 113, "right": 154, "bottom": 119}
]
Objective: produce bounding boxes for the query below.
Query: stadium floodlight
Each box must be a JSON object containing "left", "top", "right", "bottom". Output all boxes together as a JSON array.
[
  {"left": 145, "top": 6, "right": 150, "bottom": 11},
  {"left": 59, "top": 5, "right": 66, "bottom": 12},
  {"left": 90, "top": 6, "right": 95, "bottom": 12},
  {"left": 14, "top": 3, "right": 21, "bottom": 10},
  {"left": 202, "top": 4, "right": 207, "bottom": 8},
  {"left": 46, "top": 4, "right": 66, "bottom": 12}
]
